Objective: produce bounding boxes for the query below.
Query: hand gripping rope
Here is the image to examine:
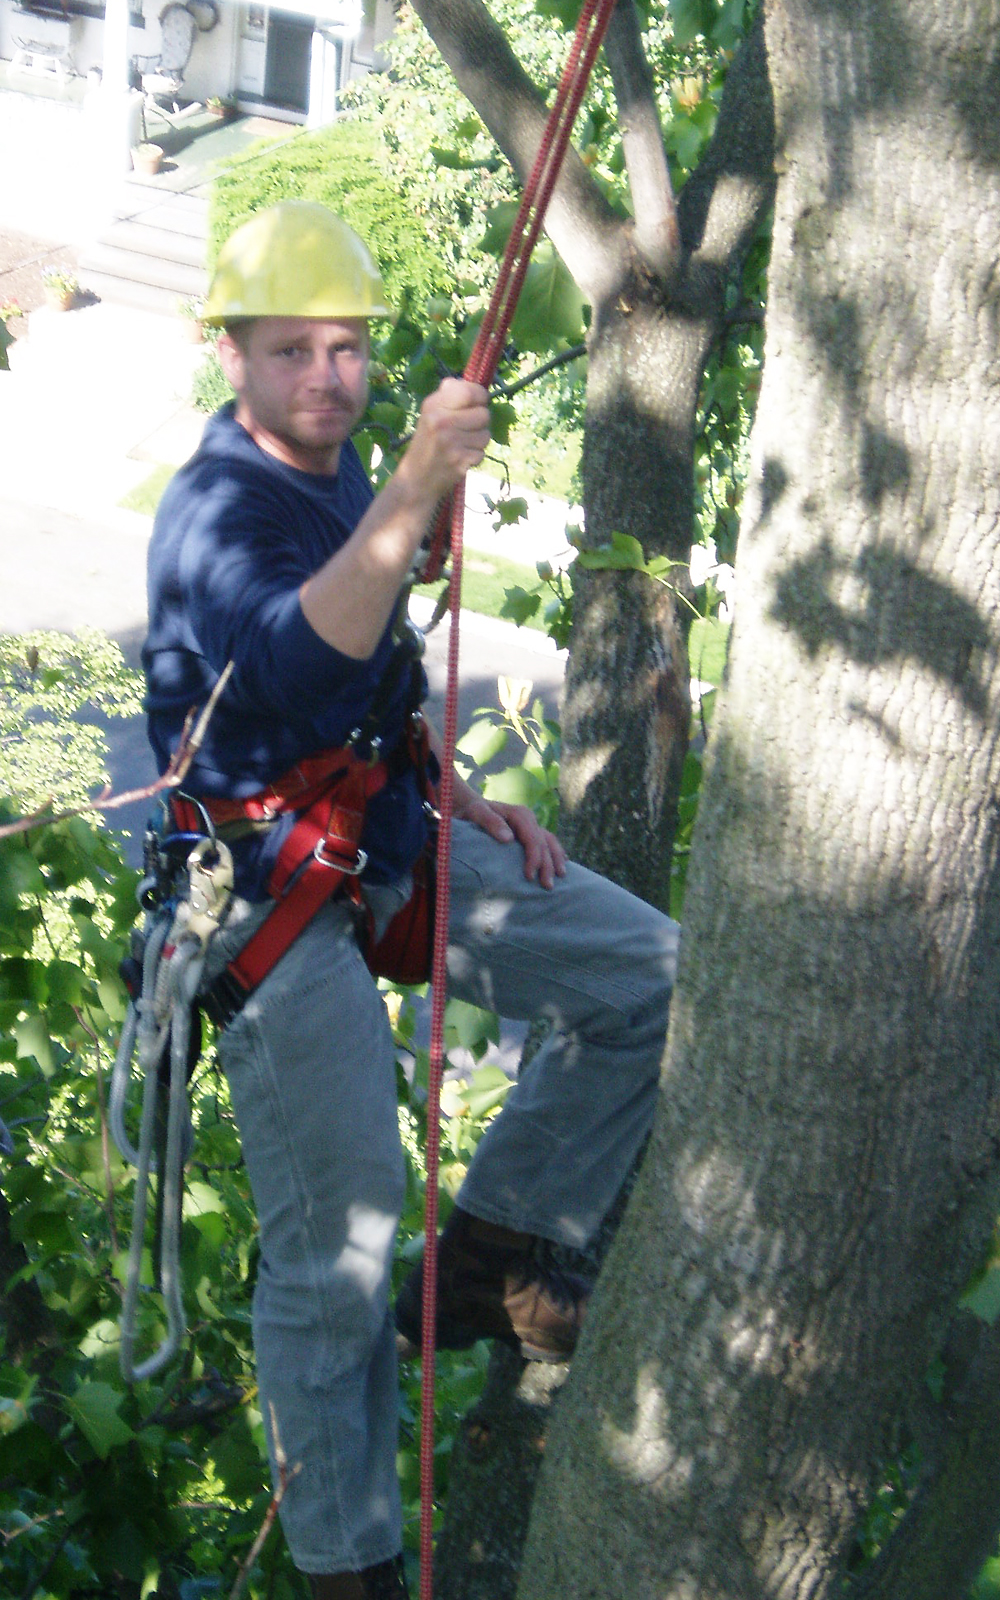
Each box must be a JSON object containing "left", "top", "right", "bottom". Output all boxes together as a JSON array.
[{"left": 417, "top": 0, "right": 619, "bottom": 1592}]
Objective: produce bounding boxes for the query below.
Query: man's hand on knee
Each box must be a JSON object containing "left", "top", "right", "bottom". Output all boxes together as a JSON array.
[{"left": 457, "top": 794, "right": 567, "bottom": 889}]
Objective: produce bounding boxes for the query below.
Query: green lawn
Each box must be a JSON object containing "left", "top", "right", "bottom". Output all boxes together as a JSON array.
[
  {"left": 414, "top": 552, "right": 547, "bottom": 631},
  {"left": 120, "top": 462, "right": 176, "bottom": 517}
]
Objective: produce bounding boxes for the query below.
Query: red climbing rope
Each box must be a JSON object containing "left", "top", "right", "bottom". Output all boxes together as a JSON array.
[{"left": 418, "top": 2, "right": 619, "bottom": 1594}]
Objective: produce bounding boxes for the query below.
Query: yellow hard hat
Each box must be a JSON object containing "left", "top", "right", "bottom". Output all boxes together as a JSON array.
[{"left": 202, "top": 200, "right": 391, "bottom": 326}]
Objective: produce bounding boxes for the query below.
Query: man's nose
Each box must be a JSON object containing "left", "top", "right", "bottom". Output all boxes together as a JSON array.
[{"left": 307, "top": 351, "right": 347, "bottom": 387}]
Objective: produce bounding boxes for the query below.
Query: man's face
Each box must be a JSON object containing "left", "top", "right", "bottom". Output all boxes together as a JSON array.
[{"left": 218, "top": 316, "right": 370, "bottom": 474}]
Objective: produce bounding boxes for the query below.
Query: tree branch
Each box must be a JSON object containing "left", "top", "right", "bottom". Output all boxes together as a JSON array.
[
  {"left": 602, "top": 0, "right": 680, "bottom": 276},
  {"left": 851, "top": 1315, "right": 1000, "bottom": 1600},
  {"left": 494, "top": 342, "right": 587, "bottom": 399},
  {"left": 676, "top": 6, "right": 776, "bottom": 305},
  {"left": 228, "top": 1404, "right": 301, "bottom": 1600},
  {"left": 0, "top": 661, "right": 234, "bottom": 841},
  {"left": 411, "top": 0, "right": 626, "bottom": 303}
]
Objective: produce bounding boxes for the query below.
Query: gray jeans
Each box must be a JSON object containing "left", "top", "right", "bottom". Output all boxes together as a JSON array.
[{"left": 208, "top": 819, "right": 679, "bottom": 1574}]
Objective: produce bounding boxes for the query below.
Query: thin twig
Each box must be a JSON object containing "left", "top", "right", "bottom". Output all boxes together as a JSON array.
[
  {"left": 228, "top": 1404, "right": 302, "bottom": 1600},
  {"left": 0, "top": 661, "right": 234, "bottom": 841},
  {"left": 492, "top": 341, "right": 586, "bottom": 400}
]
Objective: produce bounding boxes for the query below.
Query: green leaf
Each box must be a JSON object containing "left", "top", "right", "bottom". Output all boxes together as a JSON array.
[
  {"left": 464, "top": 1065, "right": 513, "bottom": 1120},
  {"left": 510, "top": 244, "right": 586, "bottom": 352},
  {"left": 455, "top": 114, "right": 482, "bottom": 142},
  {"left": 456, "top": 719, "right": 509, "bottom": 767},
  {"left": 534, "top": 0, "right": 580, "bottom": 26},
  {"left": 576, "top": 531, "right": 647, "bottom": 572},
  {"left": 689, "top": 617, "right": 731, "bottom": 687},
  {"left": 66, "top": 1381, "right": 135, "bottom": 1459},
  {"left": 3, "top": 848, "right": 46, "bottom": 898},
  {"left": 493, "top": 496, "right": 529, "bottom": 527},
  {"left": 480, "top": 200, "right": 520, "bottom": 257},
  {"left": 444, "top": 999, "right": 500, "bottom": 1052},
  {"left": 969, "top": 1556, "right": 1000, "bottom": 1600},
  {"left": 668, "top": 116, "right": 706, "bottom": 171},
  {"left": 376, "top": 324, "right": 422, "bottom": 366},
  {"left": 960, "top": 1265, "right": 1000, "bottom": 1325},
  {"left": 14, "top": 1012, "right": 54, "bottom": 1073},
  {"left": 488, "top": 398, "right": 517, "bottom": 446},
  {"left": 431, "top": 145, "right": 472, "bottom": 170},
  {"left": 183, "top": 1179, "right": 226, "bottom": 1216},
  {"left": 209, "top": 1409, "right": 266, "bottom": 1502},
  {"left": 77, "top": 1318, "right": 122, "bottom": 1361},
  {"left": 500, "top": 586, "right": 542, "bottom": 627},
  {"left": 368, "top": 400, "right": 408, "bottom": 433},
  {"left": 482, "top": 767, "right": 545, "bottom": 808},
  {"left": 715, "top": 0, "right": 748, "bottom": 48},
  {"left": 669, "top": 0, "right": 713, "bottom": 47}
]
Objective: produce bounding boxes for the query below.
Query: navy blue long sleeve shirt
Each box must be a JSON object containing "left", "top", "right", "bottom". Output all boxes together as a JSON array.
[{"left": 143, "top": 404, "right": 428, "bottom": 897}]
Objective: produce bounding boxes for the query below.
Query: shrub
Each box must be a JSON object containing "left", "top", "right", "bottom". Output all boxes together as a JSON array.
[{"left": 209, "top": 122, "right": 447, "bottom": 314}]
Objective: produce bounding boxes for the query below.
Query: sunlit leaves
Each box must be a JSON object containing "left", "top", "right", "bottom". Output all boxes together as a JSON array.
[{"left": 510, "top": 242, "right": 588, "bottom": 351}]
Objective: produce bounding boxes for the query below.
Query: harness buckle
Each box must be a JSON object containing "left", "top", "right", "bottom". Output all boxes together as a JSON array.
[{"left": 313, "top": 841, "right": 368, "bottom": 875}]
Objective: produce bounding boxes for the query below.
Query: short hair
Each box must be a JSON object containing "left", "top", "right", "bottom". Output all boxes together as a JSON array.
[{"left": 223, "top": 319, "right": 257, "bottom": 350}]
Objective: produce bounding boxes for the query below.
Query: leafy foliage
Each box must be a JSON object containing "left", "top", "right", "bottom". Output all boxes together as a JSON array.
[
  {"left": 0, "top": 633, "right": 523, "bottom": 1598},
  {"left": 0, "top": 631, "right": 143, "bottom": 814}
]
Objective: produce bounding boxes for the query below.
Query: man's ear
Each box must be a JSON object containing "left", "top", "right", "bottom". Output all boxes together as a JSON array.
[{"left": 217, "top": 331, "right": 245, "bottom": 391}]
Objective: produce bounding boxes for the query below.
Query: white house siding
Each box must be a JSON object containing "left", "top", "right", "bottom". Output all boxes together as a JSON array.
[{"left": 0, "top": 0, "right": 394, "bottom": 126}]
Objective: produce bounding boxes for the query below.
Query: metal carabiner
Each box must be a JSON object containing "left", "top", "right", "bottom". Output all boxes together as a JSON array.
[{"left": 180, "top": 836, "right": 234, "bottom": 947}]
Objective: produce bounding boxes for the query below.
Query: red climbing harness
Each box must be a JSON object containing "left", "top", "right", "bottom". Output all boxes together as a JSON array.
[{"left": 171, "top": 708, "right": 438, "bottom": 1025}]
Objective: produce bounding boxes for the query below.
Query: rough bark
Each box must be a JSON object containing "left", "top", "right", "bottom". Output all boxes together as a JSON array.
[
  {"left": 413, "top": 0, "right": 775, "bottom": 904},
  {"left": 518, "top": 1, "right": 1000, "bottom": 1596},
  {"left": 434, "top": 1349, "right": 567, "bottom": 1600},
  {"left": 408, "top": 7, "right": 773, "bottom": 1591},
  {"left": 853, "top": 1317, "right": 1000, "bottom": 1600}
]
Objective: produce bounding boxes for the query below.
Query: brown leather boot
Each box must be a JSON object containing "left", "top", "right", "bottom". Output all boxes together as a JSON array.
[
  {"left": 310, "top": 1554, "right": 408, "bottom": 1599},
  {"left": 394, "top": 1207, "right": 588, "bottom": 1363}
]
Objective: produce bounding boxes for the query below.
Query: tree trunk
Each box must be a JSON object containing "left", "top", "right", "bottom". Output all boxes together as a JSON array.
[
  {"left": 518, "top": 1, "right": 1000, "bottom": 1595},
  {"left": 561, "top": 8, "right": 777, "bottom": 897},
  {"left": 411, "top": 8, "right": 775, "bottom": 1591}
]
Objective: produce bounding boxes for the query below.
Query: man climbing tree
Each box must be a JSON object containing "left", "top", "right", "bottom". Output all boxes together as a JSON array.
[{"left": 142, "top": 200, "right": 679, "bottom": 1599}]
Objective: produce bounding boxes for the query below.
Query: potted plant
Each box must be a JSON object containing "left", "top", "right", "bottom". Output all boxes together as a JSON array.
[
  {"left": 40, "top": 269, "right": 79, "bottom": 312},
  {"left": 205, "top": 94, "right": 237, "bottom": 121},
  {"left": 132, "top": 141, "right": 165, "bottom": 176},
  {"left": 178, "top": 295, "right": 205, "bottom": 342}
]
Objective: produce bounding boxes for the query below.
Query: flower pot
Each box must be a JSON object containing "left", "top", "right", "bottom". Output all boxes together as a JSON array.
[
  {"left": 132, "top": 143, "right": 164, "bottom": 176},
  {"left": 44, "top": 287, "right": 76, "bottom": 312}
]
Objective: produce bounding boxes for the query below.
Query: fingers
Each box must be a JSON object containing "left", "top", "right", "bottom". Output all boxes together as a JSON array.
[
  {"left": 497, "top": 803, "right": 567, "bottom": 891},
  {"left": 410, "top": 378, "right": 491, "bottom": 497},
  {"left": 521, "top": 827, "right": 567, "bottom": 890},
  {"left": 456, "top": 794, "right": 567, "bottom": 890}
]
